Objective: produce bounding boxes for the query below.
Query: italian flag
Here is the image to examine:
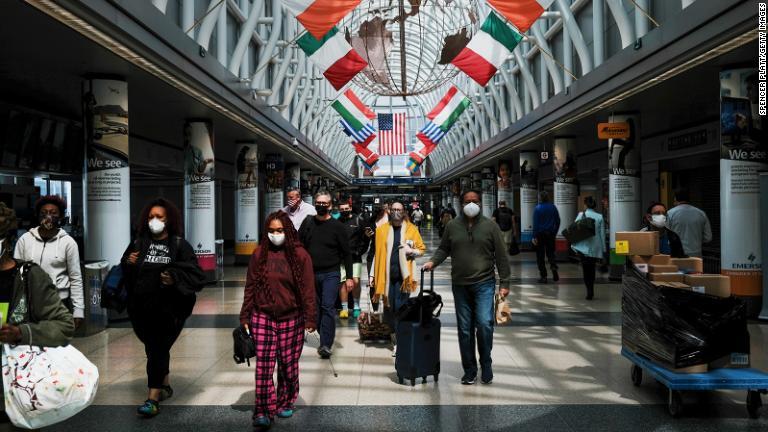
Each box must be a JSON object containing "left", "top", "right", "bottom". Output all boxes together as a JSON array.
[
  {"left": 486, "top": 0, "right": 554, "bottom": 33},
  {"left": 282, "top": 0, "right": 361, "bottom": 40},
  {"left": 332, "top": 89, "right": 375, "bottom": 131},
  {"left": 297, "top": 27, "right": 367, "bottom": 90},
  {"left": 416, "top": 85, "right": 470, "bottom": 148},
  {"left": 451, "top": 12, "right": 523, "bottom": 86}
]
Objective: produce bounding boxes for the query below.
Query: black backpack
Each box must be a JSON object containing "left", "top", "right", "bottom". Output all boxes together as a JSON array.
[{"left": 232, "top": 325, "right": 256, "bottom": 366}]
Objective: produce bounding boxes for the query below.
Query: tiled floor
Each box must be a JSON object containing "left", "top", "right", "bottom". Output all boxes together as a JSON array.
[{"left": 44, "top": 228, "right": 768, "bottom": 431}]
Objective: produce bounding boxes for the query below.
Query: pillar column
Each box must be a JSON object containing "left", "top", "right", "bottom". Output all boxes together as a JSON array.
[
  {"left": 481, "top": 167, "right": 495, "bottom": 218},
  {"left": 82, "top": 77, "right": 130, "bottom": 265},
  {"left": 497, "top": 160, "right": 513, "bottom": 212},
  {"left": 553, "top": 137, "right": 578, "bottom": 256},
  {"left": 608, "top": 114, "right": 641, "bottom": 278},
  {"left": 286, "top": 163, "right": 300, "bottom": 191},
  {"left": 184, "top": 120, "right": 217, "bottom": 281},
  {"left": 720, "top": 68, "right": 767, "bottom": 316},
  {"left": 263, "top": 153, "right": 285, "bottom": 219},
  {"left": 235, "top": 142, "right": 258, "bottom": 265},
  {"left": 519, "top": 150, "right": 539, "bottom": 246}
]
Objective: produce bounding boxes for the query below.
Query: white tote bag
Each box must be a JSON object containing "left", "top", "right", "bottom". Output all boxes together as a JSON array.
[{"left": 2, "top": 343, "right": 99, "bottom": 429}]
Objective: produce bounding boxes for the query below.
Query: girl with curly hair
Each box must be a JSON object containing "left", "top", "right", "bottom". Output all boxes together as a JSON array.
[
  {"left": 239, "top": 211, "right": 316, "bottom": 430},
  {"left": 120, "top": 198, "right": 206, "bottom": 418}
]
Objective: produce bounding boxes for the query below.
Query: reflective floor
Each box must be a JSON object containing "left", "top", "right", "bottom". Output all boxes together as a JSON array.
[{"left": 47, "top": 227, "right": 768, "bottom": 431}]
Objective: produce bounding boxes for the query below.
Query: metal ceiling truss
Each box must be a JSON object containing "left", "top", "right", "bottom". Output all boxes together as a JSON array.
[{"left": 149, "top": 0, "right": 696, "bottom": 176}]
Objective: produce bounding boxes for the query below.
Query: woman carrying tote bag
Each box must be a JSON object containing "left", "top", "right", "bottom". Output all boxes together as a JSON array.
[{"left": 570, "top": 197, "right": 605, "bottom": 301}]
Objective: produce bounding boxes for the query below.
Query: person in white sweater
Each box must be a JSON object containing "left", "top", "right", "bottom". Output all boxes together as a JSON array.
[{"left": 14, "top": 195, "right": 84, "bottom": 328}]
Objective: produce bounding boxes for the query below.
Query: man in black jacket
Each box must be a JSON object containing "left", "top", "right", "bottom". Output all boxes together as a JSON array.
[
  {"left": 338, "top": 200, "right": 372, "bottom": 319},
  {"left": 299, "top": 191, "right": 354, "bottom": 359}
]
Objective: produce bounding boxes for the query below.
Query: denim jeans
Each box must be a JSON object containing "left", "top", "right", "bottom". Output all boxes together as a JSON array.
[
  {"left": 315, "top": 271, "right": 341, "bottom": 348},
  {"left": 452, "top": 279, "right": 496, "bottom": 376}
]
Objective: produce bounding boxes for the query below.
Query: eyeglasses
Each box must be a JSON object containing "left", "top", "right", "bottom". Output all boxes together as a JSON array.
[{"left": 315, "top": 202, "right": 330, "bottom": 207}]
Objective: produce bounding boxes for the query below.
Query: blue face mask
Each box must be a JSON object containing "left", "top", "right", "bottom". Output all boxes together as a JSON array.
[{"left": 331, "top": 211, "right": 341, "bottom": 219}]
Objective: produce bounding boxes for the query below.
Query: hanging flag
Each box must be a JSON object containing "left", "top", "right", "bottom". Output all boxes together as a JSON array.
[
  {"left": 415, "top": 86, "right": 470, "bottom": 149},
  {"left": 451, "top": 12, "right": 524, "bottom": 86},
  {"left": 297, "top": 27, "right": 367, "bottom": 90},
  {"left": 281, "top": 0, "right": 361, "bottom": 40},
  {"left": 406, "top": 158, "right": 420, "bottom": 174},
  {"left": 408, "top": 140, "right": 437, "bottom": 165},
  {"left": 340, "top": 120, "right": 375, "bottom": 143},
  {"left": 485, "top": 0, "right": 554, "bottom": 33},
  {"left": 353, "top": 142, "right": 380, "bottom": 166},
  {"left": 332, "top": 89, "right": 376, "bottom": 131},
  {"left": 361, "top": 158, "right": 379, "bottom": 173},
  {"left": 378, "top": 112, "right": 407, "bottom": 155}
]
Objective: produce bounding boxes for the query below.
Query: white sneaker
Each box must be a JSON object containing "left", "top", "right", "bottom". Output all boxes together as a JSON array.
[{"left": 392, "top": 345, "right": 397, "bottom": 357}]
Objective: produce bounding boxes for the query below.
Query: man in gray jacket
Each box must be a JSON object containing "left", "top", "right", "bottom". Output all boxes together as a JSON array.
[{"left": 423, "top": 190, "right": 511, "bottom": 385}]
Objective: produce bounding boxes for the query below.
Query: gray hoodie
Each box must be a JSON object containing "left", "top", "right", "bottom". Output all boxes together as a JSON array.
[{"left": 13, "top": 227, "right": 84, "bottom": 318}]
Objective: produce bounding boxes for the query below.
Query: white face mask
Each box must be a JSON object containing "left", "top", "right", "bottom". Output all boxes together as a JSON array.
[
  {"left": 650, "top": 214, "right": 667, "bottom": 228},
  {"left": 268, "top": 233, "right": 285, "bottom": 247},
  {"left": 463, "top": 202, "right": 481, "bottom": 218},
  {"left": 148, "top": 218, "right": 166, "bottom": 235}
]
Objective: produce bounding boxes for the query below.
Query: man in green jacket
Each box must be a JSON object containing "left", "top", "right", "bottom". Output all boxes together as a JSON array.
[
  {"left": 0, "top": 203, "right": 73, "bottom": 348},
  {"left": 423, "top": 190, "right": 511, "bottom": 385}
]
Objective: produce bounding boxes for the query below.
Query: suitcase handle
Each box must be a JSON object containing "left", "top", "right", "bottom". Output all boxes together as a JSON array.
[{"left": 419, "top": 268, "right": 435, "bottom": 324}]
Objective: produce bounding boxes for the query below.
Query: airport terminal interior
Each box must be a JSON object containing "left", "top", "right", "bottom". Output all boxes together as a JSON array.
[{"left": 0, "top": 0, "right": 767, "bottom": 431}]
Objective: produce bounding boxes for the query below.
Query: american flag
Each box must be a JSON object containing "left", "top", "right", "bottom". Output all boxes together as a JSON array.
[{"left": 377, "top": 112, "right": 406, "bottom": 155}]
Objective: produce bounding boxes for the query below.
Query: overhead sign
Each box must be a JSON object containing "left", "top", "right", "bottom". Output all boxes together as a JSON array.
[
  {"left": 352, "top": 177, "right": 432, "bottom": 185},
  {"left": 598, "top": 122, "right": 630, "bottom": 139}
]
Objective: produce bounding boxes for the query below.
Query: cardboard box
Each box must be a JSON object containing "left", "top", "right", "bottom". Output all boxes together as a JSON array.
[
  {"left": 615, "top": 231, "right": 659, "bottom": 256},
  {"left": 649, "top": 264, "right": 679, "bottom": 273},
  {"left": 647, "top": 273, "right": 685, "bottom": 283},
  {"left": 670, "top": 257, "right": 704, "bottom": 274},
  {"left": 709, "top": 353, "right": 751, "bottom": 369},
  {"left": 632, "top": 254, "right": 672, "bottom": 265},
  {"left": 651, "top": 281, "right": 691, "bottom": 290},
  {"left": 684, "top": 274, "right": 731, "bottom": 298}
]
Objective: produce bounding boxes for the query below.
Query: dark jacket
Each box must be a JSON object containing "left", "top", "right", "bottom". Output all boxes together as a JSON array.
[
  {"left": 298, "top": 216, "right": 353, "bottom": 275},
  {"left": 121, "top": 235, "right": 206, "bottom": 316},
  {"left": 342, "top": 213, "right": 372, "bottom": 261},
  {"left": 9, "top": 262, "right": 74, "bottom": 347},
  {"left": 533, "top": 202, "right": 560, "bottom": 236},
  {"left": 641, "top": 226, "right": 687, "bottom": 258}
]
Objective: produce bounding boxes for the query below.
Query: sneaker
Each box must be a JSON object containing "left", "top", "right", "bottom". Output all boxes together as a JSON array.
[
  {"left": 537, "top": 277, "right": 547, "bottom": 284},
  {"left": 159, "top": 385, "right": 173, "bottom": 401},
  {"left": 276, "top": 408, "right": 294, "bottom": 418},
  {"left": 552, "top": 270, "right": 560, "bottom": 282},
  {"left": 137, "top": 399, "right": 159, "bottom": 418},
  {"left": 252, "top": 416, "right": 271, "bottom": 430},
  {"left": 392, "top": 345, "right": 397, "bottom": 358},
  {"left": 352, "top": 307, "right": 361, "bottom": 318},
  {"left": 481, "top": 368, "right": 493, "bottom": 384},
  {"left": 461, "top": 374, "right": 477, "bottom": 385},
  {"left": 339, "top": 309, "right": 349, "bottom": 319},
  {"left": 318, "top": 346, "right": 332, "bottom": 359}
]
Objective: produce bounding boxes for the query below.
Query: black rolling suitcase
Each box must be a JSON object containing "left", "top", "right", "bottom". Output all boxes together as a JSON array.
[{"left": 395, "top": 269, "right": 441, "bottom": 386}]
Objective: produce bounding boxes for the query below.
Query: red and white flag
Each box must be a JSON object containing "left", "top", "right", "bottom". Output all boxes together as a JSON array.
[{"left": 377, "top": 112, "right": 407, "bottom": 155}]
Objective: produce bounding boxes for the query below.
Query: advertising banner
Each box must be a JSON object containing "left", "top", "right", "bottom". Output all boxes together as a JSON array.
[
  {"left": 608, "top": 114, "right": 641, "bottom": 267},
  {"left": 452, "top": 180, "right": 461, "bottom": 210},
  {"left": 184, "top": 121, "right": 216, "bottom": 275},
  {"left": 286, "top": 163, "right": 300, "bottom": 191},
  {"left": 264, "top": 154, "right": 285, "bottom": 219},
  {"left": 300, "top": 170, "right": 313, "bottom": 203},
  {"left": 497, "top": 160, "right": 513, "bottom": 212},
  {"left": 720, "top": 68, "right": 767, "bottom": 312},
  {"left": 481, "top": 167, "right": 495, "bottom": 218},
  {"left": 83, "top": 78, "right": 130, "bottom": 265},
  {"left": 470, "top": 171, "right": 482, "bottom": 191},
  {"left": 553, "top": 138, "right": 578, "bottom": 252},
  {"left": 519, "top": 150, "right": 539, "bottom": 244},
  {"left": 235, "top": 143, "right": 258, "bottom": 260}
]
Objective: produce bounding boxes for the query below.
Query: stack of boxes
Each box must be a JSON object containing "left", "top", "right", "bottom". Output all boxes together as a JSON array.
[{"left": 616, "top": 231, "right": 749, "bottom": 372}]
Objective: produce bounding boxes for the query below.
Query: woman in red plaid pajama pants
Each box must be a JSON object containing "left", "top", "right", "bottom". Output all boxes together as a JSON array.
[{"left": 240, "top": 212, "right": 317, "bottom": 431}]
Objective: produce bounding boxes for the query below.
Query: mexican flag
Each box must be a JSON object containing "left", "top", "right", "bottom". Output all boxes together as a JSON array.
[
  {"left": 451, "top": 12, "right": 523, "bottom": 86},
  {"left": 486, "top": 0, "right": 554, "bottom": 33},
  {"left": 297, "top": 27, "right": 367, "bottom": 90},
  {"left": 332, "top": 89, "right": 376, "bottom": 131},
  {"left": 282, "top": 0, "right": 361, "bottom": 39}
]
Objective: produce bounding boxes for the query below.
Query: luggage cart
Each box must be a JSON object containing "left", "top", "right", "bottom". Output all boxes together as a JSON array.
[{"left": 622, "top": 347, "right": 768, "bottom": 418}]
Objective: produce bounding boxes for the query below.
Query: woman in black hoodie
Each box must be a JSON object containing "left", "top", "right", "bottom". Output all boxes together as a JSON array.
[{"left": 121, "top": 198, "right": 206, "bottom": 418}]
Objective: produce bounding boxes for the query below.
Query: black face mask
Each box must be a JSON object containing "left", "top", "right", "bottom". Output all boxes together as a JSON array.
[
  {"left": 315, "top": 206, "right": 329, "bottom": 216},
  {"left": 341, "top": 211, "right": 352, "bottom": 219}
]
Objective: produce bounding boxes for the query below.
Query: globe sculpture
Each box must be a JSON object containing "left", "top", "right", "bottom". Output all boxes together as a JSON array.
[{"left": 343, "top": 0, "right": 481, "bottom": 97}]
